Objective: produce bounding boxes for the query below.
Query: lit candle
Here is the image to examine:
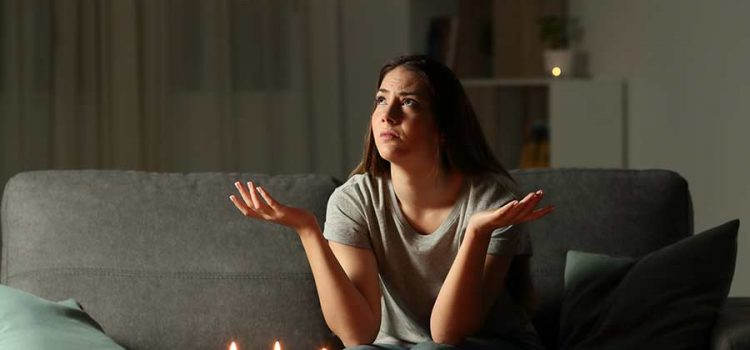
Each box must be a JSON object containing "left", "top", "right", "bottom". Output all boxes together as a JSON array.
[
  {"left": 229, "top": 341, "right": 238, "bottom": 350},
  {"left": 273, "top": 340, "right": 281, "bottom": 350}
]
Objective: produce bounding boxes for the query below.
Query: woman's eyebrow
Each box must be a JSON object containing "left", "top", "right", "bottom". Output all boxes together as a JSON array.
[{"left": 378, "top": 88, "right": 421, "bottom": 97}]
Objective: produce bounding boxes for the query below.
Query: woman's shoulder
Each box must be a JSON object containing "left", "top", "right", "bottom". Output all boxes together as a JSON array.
[
  {"left": 470, "top": 171, "right": 519, "bottom": 193},
  {"left": 468, "top": 171, "right": 521, "bottom": 205},
  {"left": 329, "top": 173, "right": 387, "bottom": 205},
  {"left": 335, "top": 173, "right": 378, "bottom": 192}
]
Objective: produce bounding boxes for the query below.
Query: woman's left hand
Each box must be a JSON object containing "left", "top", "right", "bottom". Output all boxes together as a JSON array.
[{"left": 467, "top": 190, "right": 554, "bottom": 237}]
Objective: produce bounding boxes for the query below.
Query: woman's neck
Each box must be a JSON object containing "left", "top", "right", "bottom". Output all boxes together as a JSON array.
[{"left": 389, "top": 163, "right": 464, "bottom": 210}]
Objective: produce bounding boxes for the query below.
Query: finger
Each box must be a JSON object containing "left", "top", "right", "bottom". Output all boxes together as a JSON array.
[
  {"left": 499, "top": 198, "right": 520, "bottom": 210},
  {"left": 506, "top": 191, "right": 538, "bottom": 221},
  {"left": 256, "top": 186, "right": 280, "bottom": 210},
  {"left": 493, "top": 199, "right": 519, "bottom": 218},
  {"left": 515, "top": 190, "right": 544, "bottom": 216},
  {"left": 229, "top": 194, "right": 257, "bottom": 218},
  {"left": 488, "top": 199, "right": 521, "bottom": 228},
  {"left": 247, "top": 181, "right": 263, "bottom": 210},
  {"left": 521, "top": 190, "right": 544, "bottom": 207},
  {"left": 516, "top": 205, "right": 555, "bottom": 224},
  {"left": 234, "top": 181, "right": 256, "bottom": 210}
]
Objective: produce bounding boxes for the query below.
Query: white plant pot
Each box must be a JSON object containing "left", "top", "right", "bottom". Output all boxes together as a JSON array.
[{"left": 544, "top": 49, "right": 574, "bottom": 78}]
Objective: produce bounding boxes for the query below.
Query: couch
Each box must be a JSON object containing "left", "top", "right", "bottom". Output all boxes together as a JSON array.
[{"left": 1, "top": 168, "right": 748, "bottom": 350}]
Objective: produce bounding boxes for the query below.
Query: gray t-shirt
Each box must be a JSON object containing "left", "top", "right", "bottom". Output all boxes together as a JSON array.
[{"left": 323, "top": 172, "right": 544, "bottom": 349}]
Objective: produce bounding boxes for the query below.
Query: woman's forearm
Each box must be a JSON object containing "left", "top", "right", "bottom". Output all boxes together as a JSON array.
[
  {"left": 296, "top": 225, "right": 380, "bottom": 345},
  {"left": 430, "top": 228, "right": 490, "bottom": 344}
]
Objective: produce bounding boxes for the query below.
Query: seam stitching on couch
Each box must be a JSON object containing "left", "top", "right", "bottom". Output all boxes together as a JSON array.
[{"left": 8, "top": 267, "right": 313, "bottom": 281}]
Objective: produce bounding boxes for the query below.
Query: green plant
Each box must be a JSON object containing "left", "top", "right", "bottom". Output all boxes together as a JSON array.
[{"left": 538, "top": 15, "right": 569, "bottom": 49}]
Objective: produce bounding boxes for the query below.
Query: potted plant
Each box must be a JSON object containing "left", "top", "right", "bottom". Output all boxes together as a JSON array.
[{"left": 539, "top": 15, "right": 574, "bottom": 78}]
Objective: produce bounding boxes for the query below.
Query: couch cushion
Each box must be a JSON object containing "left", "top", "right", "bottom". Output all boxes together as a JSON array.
[
  {"left": 0, "top": 284, "right": 125, "bottom": 350},
  {"left": 1, "top": 170, "right": 339, "bottom": 350},
  {"left": 510, "top": 168, "right": 694, "bottom": 349},
  {"left": 559, "top": 220, "right": 738, "bottom": 350}
]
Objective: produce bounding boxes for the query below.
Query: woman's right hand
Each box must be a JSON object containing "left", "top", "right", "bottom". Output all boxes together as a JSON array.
[
  {"left": 467, "top": 189, "right": 554, "bottom": 237},
  {"left": 229, "top": 181, "right": 318, "bottom": 232}
]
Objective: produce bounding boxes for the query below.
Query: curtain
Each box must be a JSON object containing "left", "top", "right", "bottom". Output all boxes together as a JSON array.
[{"left": 0, "top": 0, "right": 347, "bottom": 195}]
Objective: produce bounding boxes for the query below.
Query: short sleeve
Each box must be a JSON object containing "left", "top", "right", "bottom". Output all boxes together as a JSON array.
[
  {"left": 322, "top": 186, "right": 372, "bottom": 249},
  {"left": 487, "top": 222, "right": 532, "bottom": 256}
]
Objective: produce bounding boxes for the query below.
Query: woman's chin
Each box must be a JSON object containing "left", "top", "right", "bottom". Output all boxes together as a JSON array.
[{"left": 376, "top": 148, "right": 403, "bottom": 164}]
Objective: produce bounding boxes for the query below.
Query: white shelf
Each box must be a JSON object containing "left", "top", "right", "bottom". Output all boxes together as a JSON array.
[{"left": 460, "top": 78, "right": 589, "bottom": 88}]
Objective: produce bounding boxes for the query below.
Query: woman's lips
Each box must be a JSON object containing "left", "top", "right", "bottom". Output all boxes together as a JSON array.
[{"left": 379, "top": 130, "right": 399, "bottom": 140}]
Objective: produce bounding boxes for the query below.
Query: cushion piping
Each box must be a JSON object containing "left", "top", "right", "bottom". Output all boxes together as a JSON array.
[{"left": 7, "top": 267, "right": 314, "bottom": 282}]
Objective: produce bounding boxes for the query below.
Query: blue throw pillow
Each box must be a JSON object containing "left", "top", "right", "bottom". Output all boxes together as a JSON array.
[
  {"left": 559, "top": 219, "right": 739, "bottom": 350},
  {"left": 0, "top": 285, "right": 125, "bottom": 350}
]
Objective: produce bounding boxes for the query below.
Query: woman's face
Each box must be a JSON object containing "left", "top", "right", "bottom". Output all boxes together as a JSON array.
[{"left": 371, "top": 66, "right": 440, "bottom": 167}]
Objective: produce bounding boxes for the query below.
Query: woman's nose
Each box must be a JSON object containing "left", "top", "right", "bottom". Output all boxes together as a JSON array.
[
  {"left": 382, "top": 105, "right": 401, "bottom": 124},
  {"left": 382, "top": 114, "right": 395, "bottom": 124}
]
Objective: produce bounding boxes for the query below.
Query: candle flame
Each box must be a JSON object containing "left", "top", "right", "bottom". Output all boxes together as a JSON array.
[
  {"left": 229, "top": 341, "right": 237, "bottom": 350},
  {"left": 273, "top": 340, "right": 281, "bottom": 350}
]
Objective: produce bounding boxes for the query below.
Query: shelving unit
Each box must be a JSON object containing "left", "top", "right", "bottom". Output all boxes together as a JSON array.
[
  {"left": 462, "top": 78, "right": 560, "bottom": 88},
  {"left": 461, "top": 78, "right": 627, "bottom": 170}
]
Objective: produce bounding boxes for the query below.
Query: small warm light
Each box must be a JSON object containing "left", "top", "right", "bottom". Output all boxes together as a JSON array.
[
  {"left": 229, "top": 341, "right": 238, "bottom": 350},
  {"left": 551, "top": 66, "right": 562, "bottom": 77},
  {"left": 273, "top": 340, "right": 281, "bottom": 350}
]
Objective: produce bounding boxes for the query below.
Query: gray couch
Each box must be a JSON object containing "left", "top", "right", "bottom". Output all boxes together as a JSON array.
[{"left": 1, "top": 169, "right": 748, "bottom": 350}]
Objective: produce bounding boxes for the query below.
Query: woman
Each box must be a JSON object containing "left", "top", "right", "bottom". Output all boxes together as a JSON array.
[{"left": 229, "top": 55, "right": 554, "bottom": 350}]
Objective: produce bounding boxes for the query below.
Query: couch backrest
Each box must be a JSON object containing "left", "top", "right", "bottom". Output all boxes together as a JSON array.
[
  {"left": 1, "top": 168, "right": 694, "bottom": 350},
  {"left": 1, "top": 170, "right": 340, "bottom": 350},
  {"left": 510, "top": 168, "right": 694, "bottom": 350}
]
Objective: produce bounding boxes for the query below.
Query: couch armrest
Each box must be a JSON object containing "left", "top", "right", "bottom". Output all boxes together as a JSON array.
[{"left": 712, "top": 297, "right": 750, "bottom": 350}]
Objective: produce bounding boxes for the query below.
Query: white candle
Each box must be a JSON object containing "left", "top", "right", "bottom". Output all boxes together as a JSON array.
[
  {"left": 273, "top": 340, "right": 281, "bottom": 350},
  {"left": 229, "top": 341, "right": 238, "bottom": 350}
]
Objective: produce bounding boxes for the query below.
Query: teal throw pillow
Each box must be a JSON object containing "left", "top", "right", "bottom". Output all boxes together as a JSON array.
[
  {"left": 559, "top": 219, "right": 739, "bottom": 350},
  {"left": 0, "top": 285, "right": 125, "bottom": 350}
]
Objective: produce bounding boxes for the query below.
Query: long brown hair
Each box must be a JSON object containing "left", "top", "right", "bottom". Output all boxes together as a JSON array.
[
  {"left": 350, "top": 54, "right": 538, "bottom": 315},
  {"left": 350, "top": 54, "right": 512, "bottom": 179}
]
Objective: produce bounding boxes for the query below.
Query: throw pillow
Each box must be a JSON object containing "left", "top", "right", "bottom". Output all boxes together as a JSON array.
[
  {"left": 0, "top": 285, "right": 125, "bottom": 350},
  {"left": 559, "top": 219, "right": 739, "bottom": 350}
]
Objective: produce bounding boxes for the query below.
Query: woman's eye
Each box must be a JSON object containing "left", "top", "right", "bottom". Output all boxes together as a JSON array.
[
  {"left": 375, "top": 96, "right": 386, "bottom": 105},
  {"left": 403, "top": 98, "right": 416, "bottom": 107}
]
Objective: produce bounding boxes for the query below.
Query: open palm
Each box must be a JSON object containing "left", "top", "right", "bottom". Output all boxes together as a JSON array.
[
  {"left": 229, "top": 181, "right": 317, "bottom": 231},
  {"left": 468, "top": 190, "right": 554, "bottom": 236}
]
